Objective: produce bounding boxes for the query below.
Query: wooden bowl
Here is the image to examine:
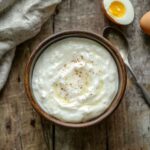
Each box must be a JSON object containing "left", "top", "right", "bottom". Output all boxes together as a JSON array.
[{"left": 24, "top": 31, "right": 127, "bottom": 128}]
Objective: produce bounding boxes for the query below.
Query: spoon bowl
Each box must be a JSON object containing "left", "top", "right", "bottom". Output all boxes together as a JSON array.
[
  {"left": 103, "top": 26, "right": 129, "bottom": 64},
  {"left": 103, "top": 26, "right": 150, "bottom": 106}
]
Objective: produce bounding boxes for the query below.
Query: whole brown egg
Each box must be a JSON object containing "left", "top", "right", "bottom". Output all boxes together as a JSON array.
[{"left": 140, "top": 11, "right": 150, "bottom": 35}]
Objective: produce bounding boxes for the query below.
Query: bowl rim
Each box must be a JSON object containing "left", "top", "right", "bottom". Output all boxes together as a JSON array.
[{"left": 24, "top": 30, "right": 127, "bottom": 128}]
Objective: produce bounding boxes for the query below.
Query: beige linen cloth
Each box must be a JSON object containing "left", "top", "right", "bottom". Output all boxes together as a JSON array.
[{"left": 0, "top": 0, "right": 61, "bottom": 90}]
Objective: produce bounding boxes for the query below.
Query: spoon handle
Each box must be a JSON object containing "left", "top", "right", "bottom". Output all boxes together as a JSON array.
[{"left": 127, "top": 64, "right": 150, "bottom": 106}]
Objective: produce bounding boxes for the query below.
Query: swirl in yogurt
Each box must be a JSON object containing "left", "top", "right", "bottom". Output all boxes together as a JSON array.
[{"left": 32, "top": 37, "right": 119, "bottom": 122}]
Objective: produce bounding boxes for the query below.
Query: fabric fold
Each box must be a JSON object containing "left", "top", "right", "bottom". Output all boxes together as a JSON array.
[
  {"left": 0, "top": 49, "right": 15, "bottom": 90},
  {"left": 0, "top": 0, "right": 61, "bottom": 91},
  {"left": 0, "top": 0, "right": 17, "bottom": 13}
]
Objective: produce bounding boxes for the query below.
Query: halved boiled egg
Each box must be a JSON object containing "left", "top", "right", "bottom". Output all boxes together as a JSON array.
[{"left": 102, "top": 0, "right": 134, "bottom": 25}]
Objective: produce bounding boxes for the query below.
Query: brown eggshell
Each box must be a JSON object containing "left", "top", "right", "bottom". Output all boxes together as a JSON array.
[{"left": 140, "top": 11, "right": 150, "bottom": 35}]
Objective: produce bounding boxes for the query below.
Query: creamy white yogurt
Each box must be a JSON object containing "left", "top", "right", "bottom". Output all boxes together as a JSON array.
[{"left": 32, "top": 37, "right": 119, "bottom": 123}]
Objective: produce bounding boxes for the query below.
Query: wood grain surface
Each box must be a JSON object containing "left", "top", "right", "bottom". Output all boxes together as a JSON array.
[{"left": 0, "top": 0, "right": 150, "bottom": 150}]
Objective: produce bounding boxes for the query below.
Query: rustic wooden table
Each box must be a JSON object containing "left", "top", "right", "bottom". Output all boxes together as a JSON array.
[{"left": 0, "top": 0, "right": 150, "bottom": 150}]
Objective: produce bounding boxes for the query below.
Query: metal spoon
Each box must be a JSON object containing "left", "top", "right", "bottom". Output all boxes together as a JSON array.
[{"left": 103, "top": 26, "right": 150, "bottom": 106}]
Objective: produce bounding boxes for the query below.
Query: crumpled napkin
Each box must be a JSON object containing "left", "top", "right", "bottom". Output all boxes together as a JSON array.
[{"left": 0, "top": 0, "right": 61, "bottom": 90}]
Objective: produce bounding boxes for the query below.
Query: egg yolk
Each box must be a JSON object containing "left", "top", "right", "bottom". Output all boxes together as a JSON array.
[{"left": 109, "top": 1, "right": 126, "bottom": 18}]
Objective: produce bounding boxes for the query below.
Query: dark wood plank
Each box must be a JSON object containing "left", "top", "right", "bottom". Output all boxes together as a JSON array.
[
  {"left": 0, "top": 17, "right": 54, "bottom": 150},
  {"left": 54, "top": 0, "right": 107, "bottom": 150},
  {"left": 54, "top": 0, "right": 150, "bottom": 150},
  {"left": 0, "top": 0, "right": 150, "bottom": 150},
  {"left": 105, "top": 0, "right": 150, "bottom": 149}
]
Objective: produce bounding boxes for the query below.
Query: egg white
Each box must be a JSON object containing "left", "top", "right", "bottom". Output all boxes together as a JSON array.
[{"left": 103, "top": 0, "right": 134, "bottom": 25}]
